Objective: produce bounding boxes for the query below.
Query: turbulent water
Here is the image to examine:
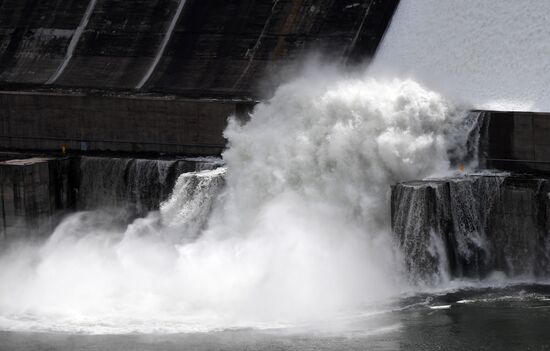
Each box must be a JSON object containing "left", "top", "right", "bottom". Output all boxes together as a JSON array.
[
  {"left": 0, "top": 69, "right": 483, "bottom": 334},
  {"left": 3, "top": 285, "right": 550, "bottom": 350},
  {"left": 0, "top": 1, "right": 547, "bottom": 345},
  {"left": 78, "top": 156, "right": 223, "bottom": 215}
]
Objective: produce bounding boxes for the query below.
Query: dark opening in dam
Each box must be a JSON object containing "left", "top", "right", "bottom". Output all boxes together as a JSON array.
[{"left": 1, "top": 0, "right": 550, "bottom": 350}]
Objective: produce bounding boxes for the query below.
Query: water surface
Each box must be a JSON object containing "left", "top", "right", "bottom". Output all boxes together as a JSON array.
[{"left": 2, "top": 285, "right": 549, "bottom": 351}]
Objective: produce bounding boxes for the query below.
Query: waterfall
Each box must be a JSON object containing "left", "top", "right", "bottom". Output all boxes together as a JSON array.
[
  {"left": 78, "top": 157, "right": 134, "bottom": 210},
  {"left": 391, "top": 181, "right": 453, "bottom": 285},
  {"left": 392, "top": 175, "right": 550, "bottom": 285},
  {"left": 160, "top": 167, "right": 226, "bottom": 242},
  {"left": 78, "top": 156, "right": 221, "bottom": 215}
]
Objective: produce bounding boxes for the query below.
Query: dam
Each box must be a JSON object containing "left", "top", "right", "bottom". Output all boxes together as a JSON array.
[
  {"left": 1, "top": 0, "right": 550, "bottom": 350},
  {"left": 0, "top": 0, "right": 398, "bottom": 154}
]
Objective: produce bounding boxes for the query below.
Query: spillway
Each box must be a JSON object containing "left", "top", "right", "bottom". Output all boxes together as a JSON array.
[
  {"left": 392, "top": 174, "right": 550, "bottom": 285},
  {"left": 77, "top": 156, "right": 220, "bottom": 214},
  {"left": 2, "top": 1, "right": 550, "bottom": 348}
]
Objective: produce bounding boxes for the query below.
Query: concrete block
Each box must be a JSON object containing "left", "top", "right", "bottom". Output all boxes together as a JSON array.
[
  {"left": 0, "top": 157, "right": 65, "bottom": 240},
  {"left": 534, "top": 114, "right": 550, "bottom": 146},
  {"left": 511, "top": 113, "right": 534, "bottom": 161}
]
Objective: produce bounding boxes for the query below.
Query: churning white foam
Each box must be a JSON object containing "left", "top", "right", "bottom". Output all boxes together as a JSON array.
[
  {"left": 372, "top": 0, "right": 550, "bottom": 112},
  {"left": 0, "top": 69, "right": 474, "bottom": 334}
]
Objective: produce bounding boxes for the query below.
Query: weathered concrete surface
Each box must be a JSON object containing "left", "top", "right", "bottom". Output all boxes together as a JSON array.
[
  {"left": 54, "top": 0, "right": 182, "bottom": 89},
  {"left": 145, "top": 0, "right": 400, "bottom": 97},
  {"left": 392, "top": 175, "right": 550, "bottom": 283},
  {"left": 480, "top": 111, "right": 550, "bottom": 174},
  {"left": 0, "top": 0, "right": 400, "bottom": 97},
  {"left": 0, "top": 0, "right": 399, "bottom": 155},
  {"left": 0, "top": 91, "right": 253, "bottom": 155},
  {"left": 0, "top": 157, "right": 72, "bottom": 240},
  {"left": 0, "top": 0, "right": 91, "bottom": 84}
]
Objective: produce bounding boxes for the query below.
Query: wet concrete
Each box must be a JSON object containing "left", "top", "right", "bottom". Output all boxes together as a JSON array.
[{"left": 391, "top": 174, "right": 550, "bottom": 282}]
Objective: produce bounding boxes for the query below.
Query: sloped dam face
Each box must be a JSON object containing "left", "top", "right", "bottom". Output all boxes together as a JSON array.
[{"left": 1, "top": 0, "right": 550, "bottom": 350}]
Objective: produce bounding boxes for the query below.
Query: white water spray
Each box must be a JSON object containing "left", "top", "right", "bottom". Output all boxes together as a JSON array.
[
  {"left": 371, "top": 0, "right": 550, "bottom": 111},
  {"left": 0, "top": 67, "right": 474, "bottom": 333}
]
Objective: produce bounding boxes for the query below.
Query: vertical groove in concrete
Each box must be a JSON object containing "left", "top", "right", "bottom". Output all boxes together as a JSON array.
[
  {"left": 45, "top": 0, "right": 98, "bottom": 85},
  {"left": 342, "top": 0, "right": 374, "bottom": 63},
  {"left": 232, "top": 0, "right": 281, "bottom": 90},
  {"left": 136, "top": 0, "right": 188, "bottom": 90},
  {"left": 272, "top": 0, "right": 304, "bottom": 58}
]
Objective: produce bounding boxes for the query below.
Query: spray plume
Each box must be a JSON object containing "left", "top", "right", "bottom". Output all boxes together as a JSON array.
[{"left": 0, "top": 66, "right": 475, "bottom": 334}]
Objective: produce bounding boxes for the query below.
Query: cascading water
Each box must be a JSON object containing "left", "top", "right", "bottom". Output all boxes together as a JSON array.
[
  {"left": 393, "top": 174, "right": 550, "bottom": 286},
  {"left": 78, "top": 156, "right": 135, "bottom": 210},
  {"left": 160, "top": 167, "right": 226, "bottom": 243},
  {"left": 0, "top": 69, "right": 481, "bottom": 333},
  {"left": 77, "top": 156, "right": 221, "bottom": 215}
]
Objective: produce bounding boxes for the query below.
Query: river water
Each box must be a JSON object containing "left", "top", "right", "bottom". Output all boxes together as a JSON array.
[{"left": 2, "top": 285, "right": 549, "bottom": 350}]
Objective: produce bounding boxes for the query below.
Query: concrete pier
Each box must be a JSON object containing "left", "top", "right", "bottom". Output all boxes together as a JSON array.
[
  {"left": 391, "top": 174, "right": 550, "bottom": 282},
  {"left": 0, "top": 157, "right": 72, "bottom": 240}
]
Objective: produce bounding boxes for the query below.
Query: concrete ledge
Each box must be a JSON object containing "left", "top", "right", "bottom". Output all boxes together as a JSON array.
[
  {"left": 0, "top": 91, "right": 254, "bottom": 156},
  {"left": 0, "top": 157, "right": 72, "bottom": 240}
]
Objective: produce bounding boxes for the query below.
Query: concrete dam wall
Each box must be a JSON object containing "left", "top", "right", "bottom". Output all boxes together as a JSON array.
[
  {"left": 479, "top": 111, "right": 550, "bottom": 174},
  {"left": 0, "top": 0, "right": 399, "bottom": 97},
  {"left": 0, "top": 92, "right": 248, "bottom": 155},
  {"left": 0, "top": 0, "right": 400, "bottom": 155}
]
